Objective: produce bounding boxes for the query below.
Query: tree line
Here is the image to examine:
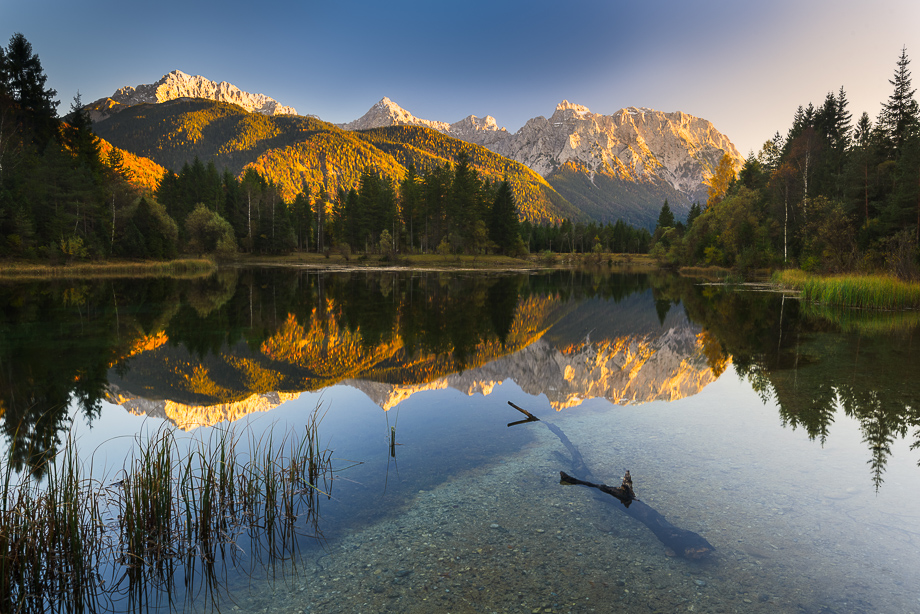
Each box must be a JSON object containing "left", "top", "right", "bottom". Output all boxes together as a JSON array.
[{"left": 651, "top": 47, "right": 920, "bottom": 278}]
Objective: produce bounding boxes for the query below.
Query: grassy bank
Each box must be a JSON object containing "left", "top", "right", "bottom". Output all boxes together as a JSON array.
[
  {"left": 773, "top": 270, "right": 920, "bottom": 310},
  {"left": 0, "top": 258, "right": 217, "bottom": 280}
]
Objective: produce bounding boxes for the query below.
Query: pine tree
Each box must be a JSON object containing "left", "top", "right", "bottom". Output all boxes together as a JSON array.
[
  {"left": 878, "top": 46, "right": 920, "bottom": 157},
  {"left": 836, "top": 86, "right": 853, "bottom": 147},
  {"left": 62, "top": 92, "right": 103, "bottom": 178},
  {"left": 656, "top": 200, "right": 675, "bottom": 230},
  {"left": 686, "top": 203, "right": 703, "bottom": 227},
  {"left": 3, "top": 33, "right": 58, "bottom": 148},
  {"left": 489, "top": 180, "right": 519, "bottom": 254},
  {"left": 399, "top": 164, "right": 422, "bottom": 251}
]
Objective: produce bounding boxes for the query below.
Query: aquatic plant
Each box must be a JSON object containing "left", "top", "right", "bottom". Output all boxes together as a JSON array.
[{"left": 0, "top": 409, "right": 333, "bottom": 613}]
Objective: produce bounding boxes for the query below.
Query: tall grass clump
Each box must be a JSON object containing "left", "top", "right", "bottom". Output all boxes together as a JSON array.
[
  {"left": 774, "top": 270, "right": 920, "bottom": 310},
  {"left": 0, "top": 435, "right": 104, "bottom": 613},
  {"left": 0, "top": 409, "right": 334, "bottom": 613}
]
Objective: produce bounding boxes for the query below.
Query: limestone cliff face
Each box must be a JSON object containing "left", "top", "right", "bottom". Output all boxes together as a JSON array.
[
  {"left": 340, "top": 98, "right": 742, "bottom": 205},
  {"left": 484, "top": 102, "right": 743, "bottom": 199},
  {"left": 89, "top": 70, "right": 296, "bottom": 122}
]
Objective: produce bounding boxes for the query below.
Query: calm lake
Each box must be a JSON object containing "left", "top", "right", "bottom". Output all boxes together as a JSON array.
[{"left": 2, "top": 267, "right": 920, "bottom": 613}]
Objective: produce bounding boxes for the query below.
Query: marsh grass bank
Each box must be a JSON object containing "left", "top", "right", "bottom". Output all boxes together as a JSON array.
[
  {"left": 773, "top": 270, "right": 920, "bottom": 310},
  {"left": 0, "top": 258, "right": 217, "bottom": 280}
]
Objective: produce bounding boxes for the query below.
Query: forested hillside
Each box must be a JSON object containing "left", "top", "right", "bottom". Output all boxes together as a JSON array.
[{"left": 91, "top": 99, "right": 580, "bottom": 224}]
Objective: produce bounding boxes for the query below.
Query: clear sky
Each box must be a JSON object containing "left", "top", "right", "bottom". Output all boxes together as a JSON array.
[{"left": 3, "top": 0, "right": 919, "bottom": 156}]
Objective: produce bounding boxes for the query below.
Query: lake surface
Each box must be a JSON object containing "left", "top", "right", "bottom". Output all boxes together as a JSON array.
[{"left": 2, "top": 267, "right": 919, "bottom": 613}]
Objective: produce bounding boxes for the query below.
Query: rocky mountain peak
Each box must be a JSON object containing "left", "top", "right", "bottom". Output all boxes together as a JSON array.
[
  {"left": 555, "top": 100, "right": 592, "bottom": 116},
  {"left": 337, "top": 97, "right": 451, "bottom": 133},
  {"left": 89, "top": 70, "right": 296, "bottom": 122}
]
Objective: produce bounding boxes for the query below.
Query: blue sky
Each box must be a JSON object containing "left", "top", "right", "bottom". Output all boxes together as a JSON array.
[{"left": 3, "top": 0, "right": 919, "bottom": 156}]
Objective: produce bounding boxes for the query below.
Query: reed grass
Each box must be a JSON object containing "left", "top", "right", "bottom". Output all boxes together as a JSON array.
[
  {"left": 0, "top": 258, "right": 217, "bottom": 280},
  {"left": 0, "top": 410, "right": 333, "bottom": 613},
  {"left": 773, "top": 270, "right": 920, "bottom": 310}
]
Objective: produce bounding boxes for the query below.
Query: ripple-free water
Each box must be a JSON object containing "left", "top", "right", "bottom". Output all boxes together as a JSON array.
[
  {"left": 3, "top": 269, "right": 919, "bottom": 613},
  {"left": 201, "top": 375, "right": 920, "bottom": 614}
]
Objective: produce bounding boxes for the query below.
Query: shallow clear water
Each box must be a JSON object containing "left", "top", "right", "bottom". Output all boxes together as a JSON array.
[
  {"left": 166, "top": 376, "right": 917, "bottom": 614},
  {"left": 3, "top": 269, "right": 920, "bottom": 613}
]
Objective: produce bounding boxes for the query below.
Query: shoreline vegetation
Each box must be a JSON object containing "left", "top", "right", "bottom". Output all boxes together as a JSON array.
[
  {"left": 0, "top": 252, "right": 659, "bottom": 279},
  {"left": 3, "top": 252, "right": 918, "bottom": 316},
  {"left": 2, "top": 253, "right": 917, "bottom": 313},
  {"left": 0, "top": 258, "right": 217, "bottom": 280},
  {"left": 772, "top": 269, "right": 920, "bottom": 310}
]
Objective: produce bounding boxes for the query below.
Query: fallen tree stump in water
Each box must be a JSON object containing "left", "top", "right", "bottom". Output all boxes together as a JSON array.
[
  {"left": 560, "top": 471, "right": 714, "bottom": 559},
  {"left": 508, "top": 402, "right": 714, "bottom": 559}
]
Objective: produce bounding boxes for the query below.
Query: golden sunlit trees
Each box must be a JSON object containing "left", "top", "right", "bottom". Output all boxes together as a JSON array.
[{"left": 706, "top": 153, "right": 736, "bottom": 210}]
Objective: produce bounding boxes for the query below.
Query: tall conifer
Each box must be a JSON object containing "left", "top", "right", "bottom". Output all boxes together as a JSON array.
[{"left": 878, "top": 46, "right": 920, "bottom": 157}]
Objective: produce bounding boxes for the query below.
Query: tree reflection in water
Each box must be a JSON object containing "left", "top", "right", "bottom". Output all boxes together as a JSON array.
[{"left": 1, "top": 269, "right": 918, "bottom": 488}]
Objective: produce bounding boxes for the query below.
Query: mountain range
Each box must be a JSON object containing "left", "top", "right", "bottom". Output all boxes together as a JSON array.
[{"left": 89, "top": 71, "right": 744, "bottom": 228}]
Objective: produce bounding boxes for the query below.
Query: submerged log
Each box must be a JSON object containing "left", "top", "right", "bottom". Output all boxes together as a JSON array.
[
  {"left": 508, "top": 402, "right": 714, "bottom": 559},
  {"left": 559, "top": 471, "right": 713, "bottom": 559}
]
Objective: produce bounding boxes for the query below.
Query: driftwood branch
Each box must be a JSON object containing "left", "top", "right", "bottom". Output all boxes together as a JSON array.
[{"left": 506, "top": 401, "right": 540, "bottom": 427}]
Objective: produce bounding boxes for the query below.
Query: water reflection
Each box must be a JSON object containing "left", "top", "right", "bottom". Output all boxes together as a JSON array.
[
  {"left": 663, "top": 277, "right": 920, "bottom": 489},
  {"left": 1, "top": 269, "right": 919, "bottom": 488}
]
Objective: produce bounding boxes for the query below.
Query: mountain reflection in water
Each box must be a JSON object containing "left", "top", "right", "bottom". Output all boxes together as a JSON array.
[{"left": 0, "top": 268, "right": 918, "bottom": 488}]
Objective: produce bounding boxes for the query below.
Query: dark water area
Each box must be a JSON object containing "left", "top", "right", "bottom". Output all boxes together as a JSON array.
[{"left": 1, "top": 268, "right": 919, "bottom": 613}]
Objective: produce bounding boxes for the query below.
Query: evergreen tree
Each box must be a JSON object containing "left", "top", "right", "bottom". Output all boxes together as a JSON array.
[
  {"left": 62, "top": 92, "right": 103, "bottom": 178},
  {"left": 3, "top": 33, "right": 58, "bottom": 149},
  {"left": 878, "top": 46, "right": 920, "bottom": 157},
  {"left": 399, "top": 164, "right": 422, "bottom": 251},
  {"left": 836, "top": 86, "right": 853, "bottom": 147},
  {"left": 686, "top": 202, "right": 703, "bottom": 227},
  {"left": 290, "top": 185, "right": 312, "bottom": 251},
  {"left": 656, "top": 200, "right": 675, "bottom": 230},
  {"left": 488, "top": 180, "right": 520, "bottom": 254},
  {"left": 847, "top": 112, "right": 879, "bottom": 225},
  {"left": 449, "top": 152, "right": 484, "bottom": 247}
]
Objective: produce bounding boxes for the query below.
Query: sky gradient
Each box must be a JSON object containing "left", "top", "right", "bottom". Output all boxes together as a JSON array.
[{"left": 3, "top": 0, "right": 919, "bottom": 156}]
